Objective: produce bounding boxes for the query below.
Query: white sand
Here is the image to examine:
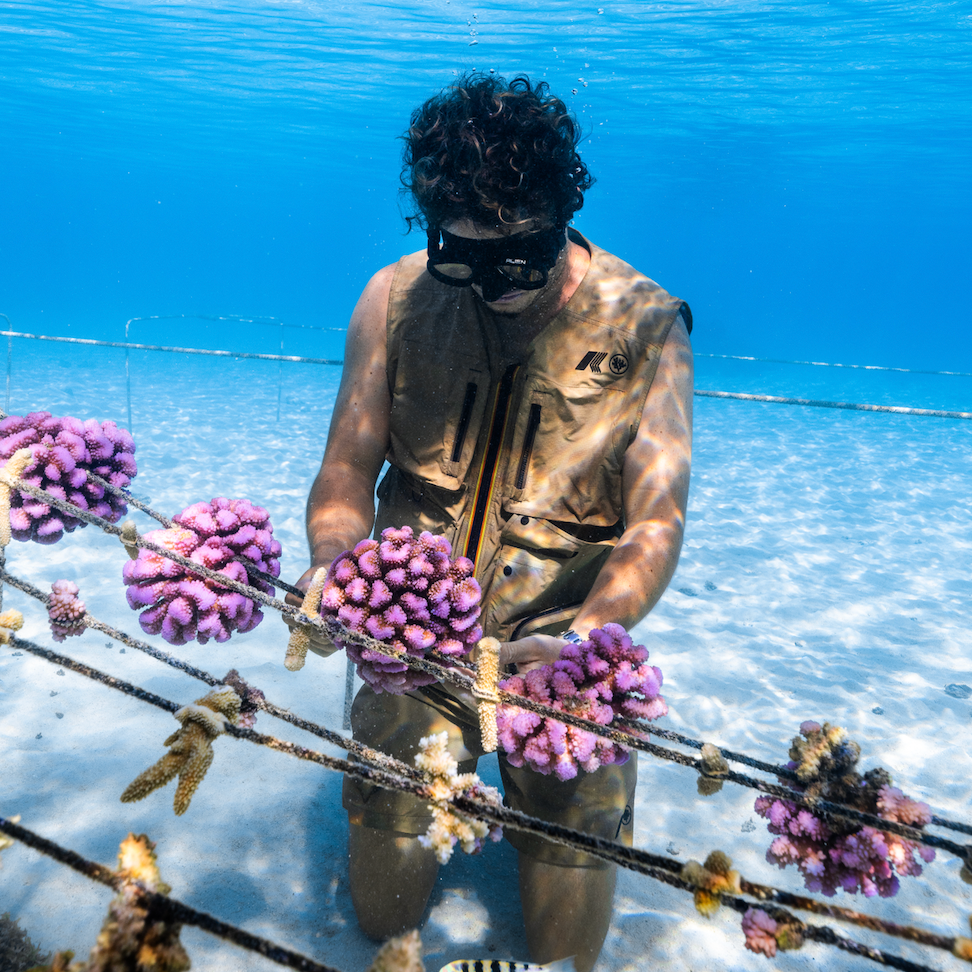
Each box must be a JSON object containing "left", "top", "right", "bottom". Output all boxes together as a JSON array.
[{"left": 2, "top": 339, "right": 971, "bottom": 972}]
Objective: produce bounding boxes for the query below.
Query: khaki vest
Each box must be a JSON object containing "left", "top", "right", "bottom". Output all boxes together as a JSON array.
[{"left": 376, "top": 230, "right": 690, "bottom": 643}]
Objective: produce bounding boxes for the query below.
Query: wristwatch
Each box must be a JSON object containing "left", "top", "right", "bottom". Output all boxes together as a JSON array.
[{"left": 559, "top": 629, "right": 584, "bottom": 645}]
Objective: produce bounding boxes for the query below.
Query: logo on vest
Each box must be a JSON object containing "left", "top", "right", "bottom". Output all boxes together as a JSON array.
[{"left": 575, "top": 350, "right": 629, "bottom": 376}]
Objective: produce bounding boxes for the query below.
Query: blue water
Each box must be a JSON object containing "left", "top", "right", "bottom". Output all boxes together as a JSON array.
[{"left": 1, "top": 0, "right": 971, "bottom": 374}]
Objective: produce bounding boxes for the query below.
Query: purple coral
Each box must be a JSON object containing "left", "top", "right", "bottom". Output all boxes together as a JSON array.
[
  {"left": 755, "top": 722, "right": 935, "bottom": 897},
  {"left": 122, "top": 497, "right": 282, "bottom": 646},
  {"left": 742, "top": 907, "right": 780, "bottom": 957},
  {"left": 0, "top": 411, "right": 136, "bottom": 544},
  {"left": 496, "top": 623, "right": 667, "bottom": 781},
  {"left": 48, "top": 579, "right": 87, "bottom": 642},
  {"left": 320, "top": 525, "right": 483, "bottom": 694}
]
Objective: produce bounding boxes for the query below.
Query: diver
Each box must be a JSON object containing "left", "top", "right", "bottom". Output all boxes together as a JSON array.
[{"left": 287, "top": 72, "right": 693, "bottom": 972}]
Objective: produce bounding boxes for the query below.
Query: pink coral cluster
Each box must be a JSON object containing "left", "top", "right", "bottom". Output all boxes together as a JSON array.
[
  {"left": 122, "top": 497, "right": 282, "bottom": 646},
  {"left": 0, "top": 411, "right": 136, "bottom": 544},
  {"left": 320, "top": 525, "right": 483, "bottom": 694},
  {"left": 755, "top": 721, "right": 935, "bottom": 898},
  {"left": 742, "top": 907, "right": 780, "bottom": 957},
  {"left": 496, "top": 623, "right": 667, "bottom": 781},
  {"left": 48, "top": 579, "right": 87, "bottom": 642}
]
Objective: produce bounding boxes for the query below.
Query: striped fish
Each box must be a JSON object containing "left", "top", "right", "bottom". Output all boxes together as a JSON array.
[{"left": 438, "top": 960, "right": 575, "bottom": 972}]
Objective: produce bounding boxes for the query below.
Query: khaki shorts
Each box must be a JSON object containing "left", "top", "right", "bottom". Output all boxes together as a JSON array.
[{"left": 342, "top": 682, "right": 637, "bottom": 868}]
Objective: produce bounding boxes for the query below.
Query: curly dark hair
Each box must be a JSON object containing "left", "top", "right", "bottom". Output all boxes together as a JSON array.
[{"left": 401, "top": 72, "right": 594, "bottom": 232}]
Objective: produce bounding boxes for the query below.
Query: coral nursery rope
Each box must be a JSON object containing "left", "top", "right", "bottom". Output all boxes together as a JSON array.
[
  {"left": 2, "top": 465, "right": 967, "bottom": 854},
  {"left": 0, "top": 329, "right": 344, "bottom": 366},
  {"left": 0, "top": 569, "right": 420, "bottom": 781},
  {"left": 2, "top": 468, "right": 968, "bottom": 853},
  {"left": 0, "top": 816, "right": 345, "bottom": 972},
  {"left": 1, "top": 636, "right": 958, "bottom": 972},
  {"left": 694, "top": 389, "right": 972, "bottom": 421},
  {"left": 696, "top": 351, "right": 972, "bottom": 378}
]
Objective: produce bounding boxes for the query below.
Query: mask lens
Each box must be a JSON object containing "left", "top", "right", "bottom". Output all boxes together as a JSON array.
[
  {"left": 431, "top": 261, "right": 474, "bottom": 282},
  {"left": 502, "top": 263, "right": 546, "bottom": 285}
]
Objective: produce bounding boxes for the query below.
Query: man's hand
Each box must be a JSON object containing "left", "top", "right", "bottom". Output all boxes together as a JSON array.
[
  {"left": 497, "top": 634, "right": 569, "bottom": 674},
  {"left": 283, "top": 563, "right": 337, "bottom": 658}
]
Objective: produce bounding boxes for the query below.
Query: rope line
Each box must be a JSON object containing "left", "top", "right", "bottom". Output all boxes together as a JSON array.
[
  {"left": 125, "top": 313, "right": 346, "bottom": 334},
  {"left": 0, "top": 568, "right": 420, "bottom": 782},
  {"left": 1, "top": 635, "right": 960, "bottom": 972},
  {"left": 697, "top": 352, "right": 972, "bottom": 379},
  {"left": 2, "top": 472, "right": 969, "bottom": 855},
  {"left": 0, "top": 816, "right": 345, "bottom": 972},
  {"left": 3, "top": 327, "right": 968, "bottom": 418},
  {"left": 0, "top": 330, "right": 343, "bottom": 366},
  {"left": 694, "top": 390, "right": 972, "bottom": 421}
]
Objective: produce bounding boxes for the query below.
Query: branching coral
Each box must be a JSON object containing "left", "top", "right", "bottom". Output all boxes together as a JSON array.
[
  {"left": 122, "top": 497, "right": 282, "bottom": 646},
  {"left": 48, "top": 580, "right": 87, "bottom": 642},
  {"left": 221, "top": 668, "right": 265, "bottom": 729},
  {"left": 755, "top": 721, "right": 935, "bottom": 897},
  {"left": 0, "top": 411, "right": 137, "bottom": 545},
  {"left": 741, "top": 907, "right": 805, "bottom": 958},
  {"left": 121, "top": 685, "right": 241, "bottom": 815},
  {"left": 30, "top": 834, "right": 189, "bottom": 972},
  {"left": 681, "top": 850, "right": 742, "bottom": 917},
  {"left": 415, "top": 731, "right": 503, "bottom": 864},
  {"left": 0, "top": 609, "right": 24, "bottom": 645},
  {"left": 365, "top": 929, "right": 424, "bottom": 972},
  {"left": 320, "top": 526, "right": 483, "bottom": 694},
  {"left": 283, "top": 566, "right": 327, "bottom": 671},
  {"left": 496, "top": 623, "right": 667, "bottom": 781}
]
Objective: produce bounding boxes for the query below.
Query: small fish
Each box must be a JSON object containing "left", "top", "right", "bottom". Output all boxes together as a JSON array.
[{"left": 438, "top": 959, "right": 575, "bottom": 972}]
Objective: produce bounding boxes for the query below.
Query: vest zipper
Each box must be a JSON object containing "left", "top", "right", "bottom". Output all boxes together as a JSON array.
[
  {"left": 464, "top": 364, "right": 519, "bottom": 570},
  {"left": 450, "top": 382, "right": 478, "bottom": 464},
  {"left": 514, "top": 403, "right": 542, "bottom": 491}
]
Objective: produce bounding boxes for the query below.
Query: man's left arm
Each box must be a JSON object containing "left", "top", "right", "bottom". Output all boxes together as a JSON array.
[{"left": 501, "top": 311, "right": 694, "bottom": 670}]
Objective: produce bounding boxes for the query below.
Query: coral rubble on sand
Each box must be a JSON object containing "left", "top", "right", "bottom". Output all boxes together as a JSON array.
[
  {"left": 48, "top": 580, "right": 87, "bottom": 642},
  {"left": 320, "top": 526, "right": 482, "bottom": 694},
  {"left": 755, "top": 721, "right": 935, "bottom": 897},
  {"left": 0, "top": 411, "right": 136, "bottom": 544},
  {"left": 122, "top": 497, "right": 281, "bottom": 645},
  {"left": 496, "top": 623, "right": 667, "bottom": 781}
]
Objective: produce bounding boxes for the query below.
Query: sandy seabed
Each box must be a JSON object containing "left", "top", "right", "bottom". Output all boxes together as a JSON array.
[{"left": 2, "top": 340, "right": 971, "bottom": 972}]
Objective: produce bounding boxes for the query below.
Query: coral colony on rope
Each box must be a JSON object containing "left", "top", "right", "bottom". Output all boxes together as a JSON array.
[
  {"left": 755, "top": 721, "right": 935, "bottom": 898},
  {"left": 0, "top": 410, "right": 958, "bottom": 969},
  {"left": 318, "top": 525, "right": 484, "bottom": 694},
  {"left": 122, "top": 497, "right": 282, "bottom": 646},
  {"left": 496, "top": 623, "right": 667, "bottom": 781},
  {"left": 0, "top": 411, "right": 136, "bottom": 543}
]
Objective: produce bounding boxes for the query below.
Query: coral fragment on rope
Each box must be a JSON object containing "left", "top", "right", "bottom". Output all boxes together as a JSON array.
[
  {"left": 741, "top": 907, "right": 805, "bottom": 958},
  {"left": 681, "top": 850, "right": 742, "bottom": 916},
  {"left": 321, "top": 526, "right": 483, "bottom": 694},
  {"left": 365, "top": 929, "right": 424, "bottom": 972},
  {"left": 755, "top": 720, "right": 935, "bottom": 897},
  {"left": 284, "top": 566, "right": 327, "bottom": 671},
  {"left": 122, "top": 497, "right": 282, "bottom": 646},
  {"left": 415, "top": 731, "right": 503, "bottom": 864},
  {"left": 0, "top": 608, "right": 24, "bottom": 644},
  {"left": 0, "top": 412, "right": 137, "bottom": 545},
  {"left": 48, "top": 580, "right": 87, "bottom": 642},
  {"left": 121, "top": 685, "right": 241, "bottom": 815},
  {"left": 472, "top": 636, "right": 501, "bottom": 753},
  {"left": 496, "top": 623, "right": 667, "bottom": 780}
]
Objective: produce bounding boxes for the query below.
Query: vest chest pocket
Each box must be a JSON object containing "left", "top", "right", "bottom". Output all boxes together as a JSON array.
[
  {"left": 504, "top": 379, "right": 628, "bottom": 524},
  {"left": 388, "top": 339, "right": 488, "bottom": 490}
]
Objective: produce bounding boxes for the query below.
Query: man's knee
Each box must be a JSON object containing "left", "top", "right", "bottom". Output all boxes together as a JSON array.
[{"left": 348, "top": 823, "right": 440, "bottom": 940}]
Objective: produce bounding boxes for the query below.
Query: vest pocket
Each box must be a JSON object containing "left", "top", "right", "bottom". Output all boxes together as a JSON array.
[
  {"left": 514, "top": 403, "right": 542, "bottom": 491},
  {"left": 450, "top": 382, "right": 478, "bottom": 464}
]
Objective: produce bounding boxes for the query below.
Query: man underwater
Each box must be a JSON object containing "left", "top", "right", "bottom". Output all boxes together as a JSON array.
[{"left": 288, "top": 72, "right": 693, "bottom": 971}]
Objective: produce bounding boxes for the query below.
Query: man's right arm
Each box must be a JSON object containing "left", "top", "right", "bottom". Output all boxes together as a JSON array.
[{"left": 286, "top": 263, "right": 396, "bottom": 614}]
